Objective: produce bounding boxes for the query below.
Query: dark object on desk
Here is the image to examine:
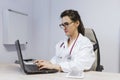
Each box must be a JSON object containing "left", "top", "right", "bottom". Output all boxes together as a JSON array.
[
  {"left": 15, "top": 59, "right": 36, "bottom": 64},
  {"left": 85, "top": 28, "right": 104, "bottom": 71},
  {"left": 15, "top": 40, "right": 58, "bottom": 74}
]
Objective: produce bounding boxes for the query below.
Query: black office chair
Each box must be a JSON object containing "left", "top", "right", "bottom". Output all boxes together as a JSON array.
[{"left": 84, "top": 28, "right": 104, "bottom": 71}]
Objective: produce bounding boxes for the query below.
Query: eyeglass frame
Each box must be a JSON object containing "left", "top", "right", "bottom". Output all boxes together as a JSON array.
[{"left": 59, "top": 22, "right": 73, "bottom": 29}]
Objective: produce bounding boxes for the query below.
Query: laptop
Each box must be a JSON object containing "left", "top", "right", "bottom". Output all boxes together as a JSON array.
[{"left": 15, "top": 40, "right": 58, "bottom": 74}]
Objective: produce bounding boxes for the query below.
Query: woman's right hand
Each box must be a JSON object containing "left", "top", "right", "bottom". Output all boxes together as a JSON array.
[{"left": 34, "top": 60, "right": 52, "bottom": 69}]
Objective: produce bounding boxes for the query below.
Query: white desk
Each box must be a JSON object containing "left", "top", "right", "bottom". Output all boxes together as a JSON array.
[{"left": 0, "top": 63, "right": 120, "bottom": 80}]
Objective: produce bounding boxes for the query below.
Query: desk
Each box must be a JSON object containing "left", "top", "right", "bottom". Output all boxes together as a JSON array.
[{"left": 0, "top": 63, "right": 120, "bottom": 80}]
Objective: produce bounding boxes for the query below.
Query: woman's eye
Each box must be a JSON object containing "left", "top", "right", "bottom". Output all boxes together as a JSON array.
[{"left": 64, "top": 22, "right": 69, "bottom": 26}]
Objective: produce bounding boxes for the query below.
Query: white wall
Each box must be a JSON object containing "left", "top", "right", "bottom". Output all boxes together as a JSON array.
[
  {"left": 32, "top": 0, "right": 52, "bottom": 60},
  {"left": 33, "top": 0, "right": 120, "bottom": 73},
  {"left": 0, "top": 0, "right": 33, "bottom": 63}
]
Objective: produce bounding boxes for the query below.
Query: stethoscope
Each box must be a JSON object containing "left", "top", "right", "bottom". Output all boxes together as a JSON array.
[{"left": 59, "top": 34, "right": 79, "bottom": 60}]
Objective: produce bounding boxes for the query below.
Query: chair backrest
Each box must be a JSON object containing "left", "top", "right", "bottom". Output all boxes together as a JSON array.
[{"left": 84, "top": 28, "right": 103, "bottom": 71}]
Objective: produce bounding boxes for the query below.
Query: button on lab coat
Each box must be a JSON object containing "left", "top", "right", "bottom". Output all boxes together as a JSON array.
[{"left": 50, "top": 34, "right": 95, "bottom": 72}]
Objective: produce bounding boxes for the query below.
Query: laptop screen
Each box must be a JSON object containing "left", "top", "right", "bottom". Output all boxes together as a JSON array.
[{"left": 15, "top": 40, "right": 25, "bottom": 71}]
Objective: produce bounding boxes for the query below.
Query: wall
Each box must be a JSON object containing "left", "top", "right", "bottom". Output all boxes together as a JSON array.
[
  {"left": 32, "top": 0, "right": 51, "bottom": 60},
  {"left": 33, "top": 0, "right": 120, "bottom": 73},
  {"left": 0, "top": 0, "right": 33, "bottom": 63}
]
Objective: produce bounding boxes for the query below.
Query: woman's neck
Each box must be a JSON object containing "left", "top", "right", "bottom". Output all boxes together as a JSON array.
[
  {"left": 68, "top": 32, "right": 79, "bottom": 47},
  {"left": 69, "top": 32, "right": 79, "bottom": 41}
]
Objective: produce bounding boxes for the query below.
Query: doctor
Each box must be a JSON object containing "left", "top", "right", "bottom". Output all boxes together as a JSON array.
[{"left": 35, "top": 9, "right": 95, "bottom": 72}]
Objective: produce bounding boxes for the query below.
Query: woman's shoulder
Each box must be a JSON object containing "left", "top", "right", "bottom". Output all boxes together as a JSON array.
[{"left": 78, "top": 34, "right": 92, "bottom": 45}]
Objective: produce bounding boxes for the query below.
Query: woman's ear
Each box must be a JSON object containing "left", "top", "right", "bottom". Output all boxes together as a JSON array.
[{"left": 75, "top": 21, "right": 80, "bottom": 28}]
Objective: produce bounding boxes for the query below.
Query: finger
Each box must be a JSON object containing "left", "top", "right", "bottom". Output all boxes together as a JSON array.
[
  {"left": 39, "top": 66, "right": 47, "bottom": 70},
  {"left": 39, "top": 60, "right": 46, "bottom": 62},
  {"left": 34, "top": 60, "right": 43, "bottom": 64},
  {"left": 35, "top": 62, "right": 42, "bottom": 67},
  {"left": 37, "top": 65, "right": 43, "bottom": 68},
  {"left": 34, "top": 60, "right": 39, "bottom": 63}
]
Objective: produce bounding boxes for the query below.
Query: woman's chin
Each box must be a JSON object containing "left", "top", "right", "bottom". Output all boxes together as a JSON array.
[{"left": 65, "top": 33, "right": 70, "bottom": 37}]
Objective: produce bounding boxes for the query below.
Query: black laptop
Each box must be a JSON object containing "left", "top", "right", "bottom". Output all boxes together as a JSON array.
[{"left": 15, "top": 40, "right": 58, "bottom": 74}]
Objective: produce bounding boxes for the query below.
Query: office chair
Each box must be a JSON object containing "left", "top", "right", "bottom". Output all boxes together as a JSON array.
[{"left": 84, "top": 28, "right": 104, "bottom": 71}]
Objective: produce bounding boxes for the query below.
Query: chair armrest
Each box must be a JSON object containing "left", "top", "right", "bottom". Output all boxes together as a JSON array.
[{"left": 96, "top": 65, "right": 104, "bottom": 71}]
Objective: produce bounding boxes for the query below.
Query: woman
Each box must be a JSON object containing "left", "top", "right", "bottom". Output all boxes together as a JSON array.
[{"left": 35, "top": 9, "right": 95, "bottom": 72}]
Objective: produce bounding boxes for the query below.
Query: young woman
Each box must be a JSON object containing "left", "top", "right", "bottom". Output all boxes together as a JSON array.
[{"left": 35, "top": 9, "right": 95, "bottom": 72}]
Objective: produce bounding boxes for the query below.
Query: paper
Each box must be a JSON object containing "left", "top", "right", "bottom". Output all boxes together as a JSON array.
[{"left": 66, "top": 70, "right": 84, "bottom": 79}]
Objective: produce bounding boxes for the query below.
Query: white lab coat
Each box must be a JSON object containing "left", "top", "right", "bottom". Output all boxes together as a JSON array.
[{"left": 50, "top": 33, "right": 95, "bottom": 72}]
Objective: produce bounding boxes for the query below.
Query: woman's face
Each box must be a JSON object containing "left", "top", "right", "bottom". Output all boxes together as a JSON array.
[{"left": 60, "top": 16, "right": 79, "bottom": 37}]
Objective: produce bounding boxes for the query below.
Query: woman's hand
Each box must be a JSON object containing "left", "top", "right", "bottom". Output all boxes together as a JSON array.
[
  {"left": 34, "top": 60, "right": 62, "bottom": 71},
  {"left": 35, "top": 60, "right": 53, "bottom": 69}
]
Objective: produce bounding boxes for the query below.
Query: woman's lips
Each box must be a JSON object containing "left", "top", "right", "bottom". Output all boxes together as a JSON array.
[{"left": 64, "top": 30, "right": 68, "bottom": 33}]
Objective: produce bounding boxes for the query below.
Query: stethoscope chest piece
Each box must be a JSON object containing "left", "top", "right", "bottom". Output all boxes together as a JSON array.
[{"left": 67, "top": 55, "right": 71, "bottom": 60}]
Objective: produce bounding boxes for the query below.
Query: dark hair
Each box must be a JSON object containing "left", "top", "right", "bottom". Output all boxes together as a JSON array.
[{"left": 60, "top": 9, "right": 85, "bottom": 35}]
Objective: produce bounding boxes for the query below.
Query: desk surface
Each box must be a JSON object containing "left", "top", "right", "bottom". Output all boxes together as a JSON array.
[{"left": 0, "top": 63, "right": 120, "bottom": 80}]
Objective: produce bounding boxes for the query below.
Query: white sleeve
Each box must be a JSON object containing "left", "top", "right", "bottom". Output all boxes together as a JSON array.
[
  {"left": 59, "top": 40, "right": 95, "bottom": 72},
  {"left": 50, "top": 56, "right": 57, "bottom": 64},
  {"left": 50, "top": 41, "right": 63, "bottom": 64}
]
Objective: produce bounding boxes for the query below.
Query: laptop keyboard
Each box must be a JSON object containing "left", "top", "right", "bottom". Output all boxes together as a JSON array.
[
  {"left": 24, "top": 65, "right": 58, "bottom": 73},
  {"left": 25, "top": 65, "right": 39, "bottom": 71},
  {"left": 25, "top": 65, "right": 49, "bottom": 72}
]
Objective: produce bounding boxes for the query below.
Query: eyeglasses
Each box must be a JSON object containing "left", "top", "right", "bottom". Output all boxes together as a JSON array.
[{"left": 59, "top": 22, "right": 73, "bottom": 29}]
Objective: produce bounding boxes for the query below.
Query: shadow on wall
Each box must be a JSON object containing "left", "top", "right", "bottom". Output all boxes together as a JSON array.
[{"left": 3, "top": 44, "right": 26, "bottom": 52}]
